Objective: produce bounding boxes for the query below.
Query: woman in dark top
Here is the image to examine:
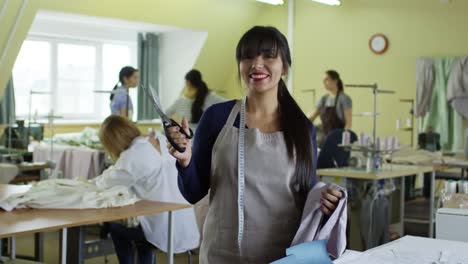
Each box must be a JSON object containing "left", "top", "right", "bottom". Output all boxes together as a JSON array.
[
  {"left": 309, "top": 70, "right": 352, "bottom": 137},
  {"left": 165, "top": 26, "right": 343, "bottom": 263}
]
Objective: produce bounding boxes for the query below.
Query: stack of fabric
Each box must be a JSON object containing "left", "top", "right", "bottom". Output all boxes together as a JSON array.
[{"left": 0, "top": 178, "right": 139, "bottom": 211}]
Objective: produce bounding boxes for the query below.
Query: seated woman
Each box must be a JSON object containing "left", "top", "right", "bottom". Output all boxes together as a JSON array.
[{"left": 95, "top": 115, "right": 200, "bottom": 264}]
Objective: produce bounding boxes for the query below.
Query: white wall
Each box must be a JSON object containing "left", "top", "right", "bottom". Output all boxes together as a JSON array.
[{"left": 159, "top": 30, "right": 208, "bottom": 109}]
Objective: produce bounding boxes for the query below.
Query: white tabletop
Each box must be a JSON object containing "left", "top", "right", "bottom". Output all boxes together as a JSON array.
[{"left": 334, "top": 235, "right": 468, "bottom": 264}]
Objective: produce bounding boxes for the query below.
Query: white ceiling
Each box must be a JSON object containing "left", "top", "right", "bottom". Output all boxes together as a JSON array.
[{"left": 29, "top": 10, "right": 181, "bottom": 43}]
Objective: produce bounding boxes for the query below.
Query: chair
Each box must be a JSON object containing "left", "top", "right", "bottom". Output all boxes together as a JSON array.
[{"left": 317, "top": 129, "right": 358, "bottom": 169}]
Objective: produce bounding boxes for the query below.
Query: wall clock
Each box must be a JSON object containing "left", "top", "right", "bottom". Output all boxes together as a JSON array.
[{"left": 369, "top": 34, "right": 389, "bottom": 54}]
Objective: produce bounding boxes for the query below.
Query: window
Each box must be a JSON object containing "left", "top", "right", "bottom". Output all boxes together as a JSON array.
[
  {"left": 13, "top": 40, "right": 51, "bottom": 118},
  {"left": 13, "top": 37, "right": 137, "bottom": 121}
]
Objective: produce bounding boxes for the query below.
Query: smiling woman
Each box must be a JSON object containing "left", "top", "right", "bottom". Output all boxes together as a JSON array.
[{"left": 165, "top": 26, "right": 344, "bottom": 263}]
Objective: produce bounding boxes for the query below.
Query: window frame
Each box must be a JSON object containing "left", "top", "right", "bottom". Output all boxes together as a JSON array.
[{"left": 14, "top": 34, "right": 137, "bottom": 121}]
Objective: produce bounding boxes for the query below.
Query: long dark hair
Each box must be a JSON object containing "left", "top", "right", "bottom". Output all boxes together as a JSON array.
[
  {"left": 325, "top": 70, "right": 344, "bottom": 106},
  {"left": 185, "top": 69, "right": 209, "bottom": 123},
  {"left": 236, "top": 26, "right": 314, "bottom": 206},
  {"left": 110, "top": 66, "right": 138, "bottom": 101}
]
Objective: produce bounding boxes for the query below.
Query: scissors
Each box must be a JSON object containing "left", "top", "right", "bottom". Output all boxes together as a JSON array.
[{"left": 142, "top": 84, "right": 193, "bottom": 153}]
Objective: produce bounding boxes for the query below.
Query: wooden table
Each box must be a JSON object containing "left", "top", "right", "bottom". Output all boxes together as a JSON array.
[
  {"left": 16, "top": 163, "right": 50, "bottom": 172},
  {"left": 0, "top": 184, "right": 190, "bottom": 264},
  {"left": 10, "top": 163, "right": 50, "bottom": 184},
  {"left": 433, "top": 156, "right": 468, "bottom": 180},
  {"left": 317, "top": 164, "right": 436, "bottom": 238}
]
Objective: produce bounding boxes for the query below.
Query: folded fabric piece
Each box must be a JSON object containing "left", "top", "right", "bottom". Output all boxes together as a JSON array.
[
  {"left": 271, "top": 240, "right": 333, "bottom": 264},
  {"left": 292, "top": 181, "right": 348, "bottom": 259},
  {"left": 52, "top": 127, "right": 102, "bottom": 149},
  {"left": 0, "top": 178, "right": 139, "bottom": 211}
]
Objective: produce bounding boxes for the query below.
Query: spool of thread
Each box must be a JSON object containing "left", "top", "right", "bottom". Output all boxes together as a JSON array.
[
  {"left": 360, "top": 132, "right": 366, "bottom": 146},
  {"left": 376, "top": 137, "right": 381, "bottom": 151},
  {"left": 385, "top": 137, "right": 391, "bottom": 151},
  {"left": 406, "top": 118, "right": 412, "bottom": 128},
  {"left": 366, "top": 136, "right": 372, "bottom": 147},
  {"left": 391, "top": 136, "right": 399, "bottom": 150},
  {"left": 396, "top": 119, "right": 401, "bottom": 130},
  {"left": 445, "top": 180, "right": 457, "bottom": 194},
  {"left": 458, "top": 181, "right": 468, "bottom": 194},
  {"left": 366, "top": 156, "right": 373, "bottom": 173},
  {"left": 342, "top": 130, "right": 351, "bottom": 145}
]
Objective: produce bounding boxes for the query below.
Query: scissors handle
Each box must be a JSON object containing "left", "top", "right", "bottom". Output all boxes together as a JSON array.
[{"left": 163, "top": 119, "right": 194, "bottom": 153}]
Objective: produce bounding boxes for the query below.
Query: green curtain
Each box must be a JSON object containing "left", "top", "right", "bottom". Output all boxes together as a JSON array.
[
  {"left": 0, "top": 77, "right": 16, "bottom": 125},
  {"left": 137, "top": 32, "right": 160, "bottom": 121},
  {"left": 420, "top": 58, "right": 463, "bottom": 151}
]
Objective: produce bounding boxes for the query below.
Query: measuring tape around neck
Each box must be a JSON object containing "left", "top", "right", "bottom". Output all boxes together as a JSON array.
[{"left": 237, "top": 97, "right": 247, "bottom": 255}]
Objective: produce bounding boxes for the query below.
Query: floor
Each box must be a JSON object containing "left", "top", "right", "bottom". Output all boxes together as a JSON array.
[{"left": 5, "top": 229, "right": 199, "bottom": 264}]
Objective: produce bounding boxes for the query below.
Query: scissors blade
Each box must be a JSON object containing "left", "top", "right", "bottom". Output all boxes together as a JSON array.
[{"left": 142, "top": 85, "right": 170, "bottom": 122}]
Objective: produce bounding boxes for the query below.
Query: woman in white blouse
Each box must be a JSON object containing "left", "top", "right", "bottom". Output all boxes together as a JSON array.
[
  {"left": 166, "top": 69, "right": 225, "bottom": 131},
  {"left": 95, "top": 115, "right": 199, "bottom": 263}
]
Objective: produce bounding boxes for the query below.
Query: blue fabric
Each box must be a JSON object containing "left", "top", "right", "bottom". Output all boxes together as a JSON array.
[
  {"left": 108, "top": 223, "right": 155, "bottom": 264},
  {"left": 111, "top": 86, "right": 133, "bottom": 115},
  {"left": 270, "top": 240, "right": 332, "bottom": 264},
  {"left": 317, "top": 129, "right": 357, "bottom": 169},
  {"left": 177, "top": 100, "right": 318, "bottom": 204}
]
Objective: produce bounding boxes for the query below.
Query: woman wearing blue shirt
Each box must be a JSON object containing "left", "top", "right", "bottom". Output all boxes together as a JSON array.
[
  {"left": 166, "top": 26, "right": 343, "bottom": 263},
  {"left": 110, "top": 66, "right": 139, "bottom": 118}
]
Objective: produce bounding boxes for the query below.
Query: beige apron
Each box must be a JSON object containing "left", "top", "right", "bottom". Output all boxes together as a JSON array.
[{"left": 200, "top": 100, "right": 302, "bottom": 263}]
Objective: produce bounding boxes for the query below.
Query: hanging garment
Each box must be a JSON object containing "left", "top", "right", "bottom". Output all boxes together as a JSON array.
[
  {"left": 291, "top": 182, "right": 347, "bottom": 259},
  {"left": 200, "top": 100, "right": 303, "bottom": 263},
  {"left": 0, "top": 178, "right": 139, "bottom": 212},
  {"left": 415, "top": 58, "right": 435, "bottom": 117},
  {"left": 447, "top": 56, "right": 468, "bottom": 118},
  {"left": 420, "top": 58, "right": 464, "bottom": 152}
]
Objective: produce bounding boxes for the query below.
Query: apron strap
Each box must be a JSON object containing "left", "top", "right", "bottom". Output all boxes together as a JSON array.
[{"left": 226, "top": 100, "right": 242, "bottom": 127}]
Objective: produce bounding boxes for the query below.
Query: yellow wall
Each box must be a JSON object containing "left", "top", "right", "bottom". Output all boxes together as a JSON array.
[{"left": 292, "top": 0, "right": 468, "bottom": 146}]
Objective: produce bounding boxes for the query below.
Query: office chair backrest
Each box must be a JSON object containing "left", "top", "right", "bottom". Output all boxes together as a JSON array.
[{"left": 317, "top": 129, "right": 357, "bottom": 169}]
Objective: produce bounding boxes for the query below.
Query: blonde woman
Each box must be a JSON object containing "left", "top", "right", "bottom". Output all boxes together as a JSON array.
[{"left": 95, "top": 115, "right": 199, "bottom": 264}]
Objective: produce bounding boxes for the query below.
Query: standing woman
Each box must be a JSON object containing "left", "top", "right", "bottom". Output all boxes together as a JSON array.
[
  {"left": 166, "top": 69, "right": 225, "bottom": 131},
  {"left": 110, "top": 66, "right": 139, "bottom": 119},
  {"left": 309, "top": 70, "right": 352, "bottom": 138},
  {"left": 167, "top": 26, "right": 342, "bottom": 263},
  {"left": 166, "top": 69, "right": 225, "bottom": 239}
]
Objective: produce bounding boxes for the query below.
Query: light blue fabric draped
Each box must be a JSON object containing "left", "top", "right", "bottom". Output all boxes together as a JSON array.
[
  {"left": 420, "top": 58, "right": 463, "bottom": 151},
  {"left": 137, "top": 32, "right": 160, "bottom": 120}
]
